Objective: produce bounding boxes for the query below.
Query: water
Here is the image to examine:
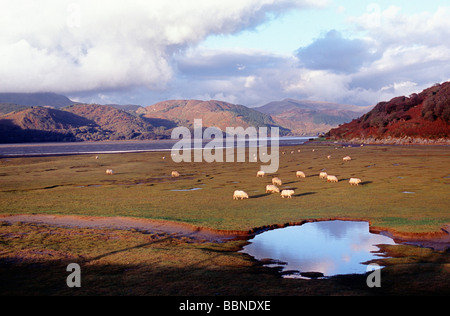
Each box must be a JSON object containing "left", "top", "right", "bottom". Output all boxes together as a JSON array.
[
  {"left": 0, "top": 137, "right": 314, "bottom": 157},
  {"left": 241, "top": 220, "right": 397, "bottom": 278}
]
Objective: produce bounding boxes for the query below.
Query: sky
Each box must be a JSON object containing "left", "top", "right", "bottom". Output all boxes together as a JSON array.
[{"left": 1, "top": 0, "right": 450, "bottom": 108}]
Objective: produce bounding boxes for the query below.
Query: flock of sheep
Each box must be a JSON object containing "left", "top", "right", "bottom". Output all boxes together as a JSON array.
[
  {"left": 233, "top": 153, "right": 363, "bottom": 201},
  {"left": 103, "top": 147, "right": 363, "bottom": 201}
]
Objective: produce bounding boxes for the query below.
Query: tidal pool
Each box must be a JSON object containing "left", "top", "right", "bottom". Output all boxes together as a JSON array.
[{"left": 241, "top": 220, "right": 397, "bottom": 278}]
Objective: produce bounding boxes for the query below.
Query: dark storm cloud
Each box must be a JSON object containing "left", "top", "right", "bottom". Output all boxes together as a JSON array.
[{"left": 295, "top": 30, "right": 380, "bottom": 74}]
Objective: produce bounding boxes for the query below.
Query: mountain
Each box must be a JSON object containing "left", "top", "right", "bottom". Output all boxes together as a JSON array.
[
  {"left": 0, "top": 104, "right": 163, "bottom": 143},
  {"left": 255, "top": 99, "right": 368, "bottom": 136},
  {"left": 140, "top": 99, "right": 289, "bottom": 134},
  {"left": 0, "top": 92, "right": 76, "bottom": 108},
  {"left": 327, "top": 82, "right": 450, "bottom": 144},
  {"left": 64, "top": 104, "right": 159, "bottom": 140},
  {"left": 0, "top": 106, "right": 96, "bottom": 143}
]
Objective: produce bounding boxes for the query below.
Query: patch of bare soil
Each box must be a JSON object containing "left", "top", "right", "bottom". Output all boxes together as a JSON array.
[{"left": 0, "top": 214, "right": 246, "bottom": 243}]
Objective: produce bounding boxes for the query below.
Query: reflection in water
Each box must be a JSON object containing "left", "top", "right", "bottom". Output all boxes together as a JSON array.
[{"left": 241, "top": 220, "right": 397, "bottom": 278}]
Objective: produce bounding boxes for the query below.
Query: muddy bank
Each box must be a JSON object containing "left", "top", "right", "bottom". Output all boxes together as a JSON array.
[
  {"left": 0, "top": 214, "right": 247, "bottom": 243},
  {"left": 1, "top": 214, "right": 448, "bottom": 250}
]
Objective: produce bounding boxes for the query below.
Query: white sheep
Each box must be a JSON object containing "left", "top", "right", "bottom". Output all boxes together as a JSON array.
[
  {"left": 266, "top": 185, "right": 280, "bottom": 193},
  {"left": 233, "top": 190, "right": 249, "bottom": 200},
  {"left": 281, "top": 190, "right": 295, "bottom": 199},
  {"left": 105, "top": 169, "right": 114, "bottom": 175},
  {"left": 272, "top": 177, "right": 282, "bottom": 186},
  {"left": 296, "top": 171, "right": 306, "bottom": 178},
  {"left": 257, "top": 171, "right": 265, "bottom": 177},
  {"left": 327, "top": 175, "right": 338, "bottom": 183},
  {"left": 327, "top": 155, "right": 331, "bottom": 159},
  {"left": 343, "top": 156, "right": 352, "bottom": 161},
  {"left": 171, "top": 171, "right": 180, "bottom": 177},
  {"left": 319, "top": 172, "right": 328, "bottom": 179},
  {"left": 349, "top": 178, "right": 362, "bottom": 186}
]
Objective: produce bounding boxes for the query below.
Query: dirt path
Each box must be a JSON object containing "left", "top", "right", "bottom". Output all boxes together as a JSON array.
[{"left": 0, "top": 214, "right": 246, "bottom": 243}]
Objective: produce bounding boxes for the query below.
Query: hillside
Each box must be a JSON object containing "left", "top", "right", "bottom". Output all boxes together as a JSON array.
[
  {"left": 327, "top": 82, "right": 450, "bottom": 144},
  {"left": 64, "top": 104, "right": 160, "bottom": 140},
  {"left": 0, "top": 104, "right": 163, "bottom": 143},
  {"left": 0, "top": 107, "right": 96, "bottom": 143},
  {"left": 255, "top": 99, "right": 367, "bottom": 136},
  {"left": 141, "top": 99, "right": 289, "bottom": 134}
]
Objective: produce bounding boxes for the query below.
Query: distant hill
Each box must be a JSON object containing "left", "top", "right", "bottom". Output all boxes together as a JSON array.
[
  {"left": 0, "top": 107, "right": 96, "bottom": 143},
  {"left": 0, "top": 104, "right": 163, "bottom": 143},
  {"left": 327, "top": 82, "right": 450, "bottom": 144},
  {"left": 255, "top": 99, "right": 368, "bottom": 136},
  {"left": 64, "top": 104, "right": 159, "bottom": 140},
  {"left": 0, "top": 92, "right": 76, "bottom": 108},
  {"left": 141, "top": 99, "right": 289, "bottom": 134}
]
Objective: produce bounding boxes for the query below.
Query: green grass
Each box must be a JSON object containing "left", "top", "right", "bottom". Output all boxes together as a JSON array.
[
  {"left": 0, "top": 144, "right": 449, "bottom": 233},
  {"left": 1, "top": 144, "right": 449, "bottom": 296}
]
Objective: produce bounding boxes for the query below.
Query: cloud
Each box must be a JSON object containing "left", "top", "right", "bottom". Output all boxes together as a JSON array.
[
  {"left": 0, "top": 0, "right": 324, "bottom": 94},
  {"left": 296, "top": 30, "right": 380, "bottom": 74}
]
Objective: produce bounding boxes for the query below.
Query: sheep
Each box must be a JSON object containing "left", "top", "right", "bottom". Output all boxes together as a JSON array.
[
  {"left": 296, "top": 171, "right": 306, "bottom": 178},
  {"left": 266, "top": 185, "right": 280, "bottom": 193},
  {"left": 327, "top": 175, "right": 338, "bottom": 183},
  {"left": 233, "top": 190, "right": 249, "bottom": 200},
  {"left": 319, "top": 172, "right": 328, "bottom": 179},
  {"left": 171, "top": 171, "right": 180, "bottom": 177},
  {"left": 272, "top": 177, "right": 282, "bottom": 186},
  {"left": 257, "top": 171, "right": 265, "bottom": 177},
  {"left": 327, "top": 155, "right": 331, "bottom": 159},
  {"left": 343, "top": 156, "right": 352, "bottom": 161},
  {"left": 95, "top": 156, "right": 99, "bottom": 160},
  {"left": 105, "top": 169, "right": 114, "bottom": 175},
  {"left": 349, "top": 178, "right": 362, "bottom": 186},
  {"left": 281, "top": 190, "right": 295, "bottom": 199}
]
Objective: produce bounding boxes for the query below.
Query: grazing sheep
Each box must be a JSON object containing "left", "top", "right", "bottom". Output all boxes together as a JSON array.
[
  {"left": 349, "top": 178, "right": 362, "bottom": 186},
  {"left": 171, "top": 171, "right": 180, "bottom": 177},
  {"left": 106, "top": 169, "right": 114, "bottom": 175},
  {"left": 257, "top": 171, "right": 265, "bottom": 177},
  {"left": 319, "top": 172, "right": 328, "bottom": 179},
  {"left": 266, "top": 185, "right": 280, "bottom": 193},
  {"left": 327, "top": 155, "right": 331, "bottom": 159},
  {"left": 281, "top": 190, "right": 295, "bottom": 199},
  {"left": 272, "top": 177, "right": 282, "bottom": 186},
  {"left": 95, "top": 156, "right": 99, "bottom": 159},
  {"left": 343, "top": 156, "right": 352, "bottom": 161},
  {"left": 327, "top": 175, "right": 338, "bottom": 183},
  {"left": 296, "top": 171, "right": 306, "bottom": 178},
  {"left": 233, "top": 190, "right": 249, "bottom": 200}
]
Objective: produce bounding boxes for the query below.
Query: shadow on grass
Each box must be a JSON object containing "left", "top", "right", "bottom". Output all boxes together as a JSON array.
[
  {"left": 250, "top": 193, "right": 271, "bottom": 199},
  {"left": 293, "top": 192, "right": 317, "bottom": 197}
]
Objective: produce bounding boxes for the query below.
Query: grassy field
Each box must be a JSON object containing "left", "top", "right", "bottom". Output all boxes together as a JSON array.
[
  {"left": 0, "top": 143, "right": 449, "bottom": 296},
  {"left": 0, "top": 143, "right": 449, "bottom": 233}
]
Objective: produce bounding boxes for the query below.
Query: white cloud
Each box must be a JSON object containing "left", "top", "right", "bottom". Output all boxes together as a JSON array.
[
  {"left": 2, "top": 1, "right": 448, "bottom": 110},
  {"left": 0, "top": 0, "right": 324, "bottom": 94}
]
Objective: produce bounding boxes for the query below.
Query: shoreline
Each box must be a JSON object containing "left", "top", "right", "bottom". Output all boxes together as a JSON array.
[{"left": 1, "top": 213, "right": 448, "bottom": 251}]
